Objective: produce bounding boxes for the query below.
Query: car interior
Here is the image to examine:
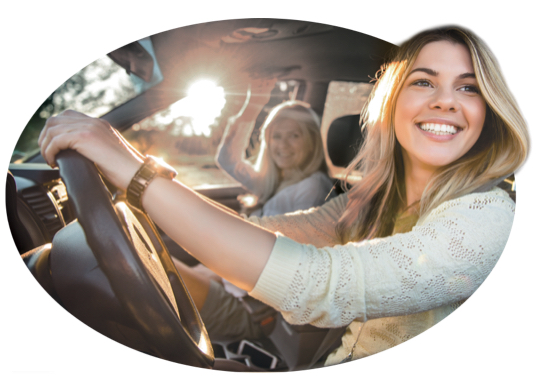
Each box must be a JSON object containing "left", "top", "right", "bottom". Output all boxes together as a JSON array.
[{"left": 5, "top": 18, "right": 517, "bottom": 371}]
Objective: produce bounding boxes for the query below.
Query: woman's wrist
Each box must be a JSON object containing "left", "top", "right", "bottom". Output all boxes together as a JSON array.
[
  {"left": 101, "top": 155, "right": 144, "bottom": 191},
  {"left": 126, "top": 156, "right": 178, "bottom": 211}
]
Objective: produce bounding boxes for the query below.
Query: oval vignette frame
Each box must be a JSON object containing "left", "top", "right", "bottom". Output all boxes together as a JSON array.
[{"left": 1, "top": 2, "right": 536, "bottom": 383}]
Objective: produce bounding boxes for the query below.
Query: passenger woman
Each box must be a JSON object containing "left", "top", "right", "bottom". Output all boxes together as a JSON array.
[
  {"left": 175, "top": 80, "right": 335, "bottom": 340},
  {"left": 216, "top": 79, "right": 334, "bottom": 217},
  {"left": 38, "top": 26, "right": 529, "bottom": 364}
]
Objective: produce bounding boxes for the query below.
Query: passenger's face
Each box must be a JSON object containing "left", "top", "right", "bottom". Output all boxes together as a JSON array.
[
  {"left": 394, "top": 41, "right": 487, "bottom": 174},
  {"left": 268, "top": 119, "right": 308, "bottom": 171}
]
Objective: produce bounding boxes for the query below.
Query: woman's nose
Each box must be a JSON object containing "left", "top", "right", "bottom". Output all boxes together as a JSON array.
[
  {"left": 429, "top": 87, "right": 459, "bottom": 112},
  {"left": 278, "top": 138, "right": 291, "bottom": 148}
]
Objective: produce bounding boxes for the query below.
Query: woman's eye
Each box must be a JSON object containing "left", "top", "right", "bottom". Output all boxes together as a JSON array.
[
  {"left": 412, "top": 79, "right": 432, "bottom": 87},
  {"left": 459, "top": 85, "right": 480, "bottom": 94}
]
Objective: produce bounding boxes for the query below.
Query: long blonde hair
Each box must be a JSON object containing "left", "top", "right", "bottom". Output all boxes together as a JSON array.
[
  {"left": 254, "top": 100, "right": 325, "bottom": 203},
  {"left": 336, "top": 26, "right": 529, "bottom": 243}
]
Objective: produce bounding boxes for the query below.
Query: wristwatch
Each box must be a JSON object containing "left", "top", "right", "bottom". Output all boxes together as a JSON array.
[{"left": 126, "top": 155, "right": 177, "bottom": 211}]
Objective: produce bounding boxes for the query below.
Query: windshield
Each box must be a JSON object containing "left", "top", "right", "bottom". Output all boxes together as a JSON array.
[
  {"left": 12, "top": 39, "right": 162, "bottom": 163},
  {"left": 122, "top": 79, "right": 302, "bottom": 188},
  {"left": 122, "top": 79, "right": 233, "bottom": 188}
]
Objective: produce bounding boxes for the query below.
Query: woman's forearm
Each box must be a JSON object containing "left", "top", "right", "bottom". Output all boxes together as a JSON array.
[
  {"left": 142, "top": 176, "right": 276, "bottom": 291},
  {"left": 215, "top": 116, "right": 254, "bottom": 174}
]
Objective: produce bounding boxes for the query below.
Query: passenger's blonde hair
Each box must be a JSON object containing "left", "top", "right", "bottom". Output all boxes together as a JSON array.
[
  {"left": 336, "top": 26, "right": 529, "bottom": 243},
  {"left": 254, "top": 101, "right": 325, "bottom": 203}
]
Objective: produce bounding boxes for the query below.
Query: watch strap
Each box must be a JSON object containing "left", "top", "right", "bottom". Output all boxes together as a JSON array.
[{"left": 126, "top": 155, "right": 177, "bottom": 211}]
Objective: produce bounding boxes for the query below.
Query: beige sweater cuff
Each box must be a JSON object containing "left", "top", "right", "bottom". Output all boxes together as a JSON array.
[{"left": 249, "top": 234, "right": 303, "bottom": 307}]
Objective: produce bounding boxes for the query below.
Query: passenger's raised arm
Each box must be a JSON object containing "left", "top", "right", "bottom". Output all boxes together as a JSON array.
[{"left": 215, "top": 78, "right": 276, "bottom": 194}]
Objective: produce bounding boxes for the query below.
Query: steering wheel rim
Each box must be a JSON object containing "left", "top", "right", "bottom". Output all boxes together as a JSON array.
[{"left": 55, "top": 149, "right": 214, "bottom": 368}]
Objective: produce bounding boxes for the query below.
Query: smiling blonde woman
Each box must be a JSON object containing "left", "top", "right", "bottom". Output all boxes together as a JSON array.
[
  {"left": 38, "top": 25, "right": 529, "bottom": 365},
  {"left": 216, "top": 82, "right": 333, "bottom": 217}
]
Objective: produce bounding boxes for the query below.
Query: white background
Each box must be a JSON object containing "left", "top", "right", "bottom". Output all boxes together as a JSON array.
[{"left": 1, "top": 1, "right": 536, "bottom": 383}]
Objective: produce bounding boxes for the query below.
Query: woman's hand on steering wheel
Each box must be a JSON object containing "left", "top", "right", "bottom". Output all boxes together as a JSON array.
[{"left": 38, "top": 110, "right": 143, "bottom": 191}]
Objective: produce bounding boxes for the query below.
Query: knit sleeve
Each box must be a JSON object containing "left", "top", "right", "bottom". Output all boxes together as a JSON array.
[
  {"left": 249, "top": 189, "right": 515, "bottom": 328},
  {"left": 248, "top": 193, "right": 348, "bottom": 247},
  {"left": 215, "top": 117, "right": 263, "bottom": 194}
]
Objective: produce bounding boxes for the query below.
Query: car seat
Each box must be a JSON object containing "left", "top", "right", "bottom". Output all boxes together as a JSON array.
[{"left": 324, "top": 113, "right": 364, "bottom": 193}]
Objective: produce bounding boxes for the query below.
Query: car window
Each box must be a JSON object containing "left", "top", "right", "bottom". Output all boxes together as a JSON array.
[
  {"left": 122, "top": 80, "right": 303, "bottom": 189},
  {"left": 12, "top": 38, "right": 162, "bottom": 163},
  {"left": 320, "top": 81, "right": 374, "bottom": 181},
  {"left": 122, "top": 80, "right": 233, "bottom": 189}
]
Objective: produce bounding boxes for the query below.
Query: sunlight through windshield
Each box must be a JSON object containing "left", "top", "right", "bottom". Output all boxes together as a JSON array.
[
  {"left": 151, "top": 79, "right": 226, "bottom": 137},
  {"left": 123, "top": 78, "right": 232, "bottom": 188}
]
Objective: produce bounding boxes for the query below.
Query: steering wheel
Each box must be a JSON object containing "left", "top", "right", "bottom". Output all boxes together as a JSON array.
[{"left": 52, "top": 150, "right": 214, "bottom": 368}]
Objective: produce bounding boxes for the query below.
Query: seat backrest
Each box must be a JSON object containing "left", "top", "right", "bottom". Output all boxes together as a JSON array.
[{"left": 325, "top": 114, "right": 363, "bottom": 179}]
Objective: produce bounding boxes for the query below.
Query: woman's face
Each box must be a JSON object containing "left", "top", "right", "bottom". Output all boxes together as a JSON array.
[
  {"left": 268, "top": 118, "right": 308, "bottom": 171},
  {"left": 394, "top": 41, "right": 486, "bottom": 174}
]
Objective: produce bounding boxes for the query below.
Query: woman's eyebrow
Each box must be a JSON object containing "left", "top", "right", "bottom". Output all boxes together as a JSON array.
[
  {"left": 409, "top": 67, "right": 476, "bottom": 79},
  {"left": 409, "top": 67, "right": 437, "bottom": 76},
  {"left": 458, "top": 72, "right": 476, "bottom": 79}
]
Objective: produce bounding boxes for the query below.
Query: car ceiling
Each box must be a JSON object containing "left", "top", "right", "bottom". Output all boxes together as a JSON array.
[{"left": 104, "top": 18, "right": 395, "bottom": 130}]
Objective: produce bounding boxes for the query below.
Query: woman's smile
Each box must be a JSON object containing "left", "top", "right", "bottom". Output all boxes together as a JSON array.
[
  {"left": 414, "top": 119, "right": 464, "bottom": 143},
  {"left": 394, "top": 41, "right": 486, "bottom": 173},
  {"left": 417, "top": 122, "right": 459, "bottom": 136}
]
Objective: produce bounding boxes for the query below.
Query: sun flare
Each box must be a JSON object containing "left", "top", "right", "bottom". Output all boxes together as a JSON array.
[{"left": 153, "top": 79, "right": 226, "bottom": 137}]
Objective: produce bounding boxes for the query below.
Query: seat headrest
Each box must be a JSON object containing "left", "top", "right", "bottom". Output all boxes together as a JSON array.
[{"left": 326, "top": 114, "right": 363, "bottom": 168}]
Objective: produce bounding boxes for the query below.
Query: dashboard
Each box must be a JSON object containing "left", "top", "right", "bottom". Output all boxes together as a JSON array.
[{"left": 7, "top": 164, "right": 74, "bottom": 254}]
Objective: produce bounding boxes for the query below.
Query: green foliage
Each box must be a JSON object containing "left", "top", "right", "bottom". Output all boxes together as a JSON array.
[{"left": 12, "top": 57, "right": 137, "bottom": 162}]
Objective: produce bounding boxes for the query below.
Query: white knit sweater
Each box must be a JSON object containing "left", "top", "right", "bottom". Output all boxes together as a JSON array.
[
  {"left": 248, "top": 188, "right": 515, "bottom": 364},
  {"left": 248, "top": 172, "right": 334, "bottom": 217}
]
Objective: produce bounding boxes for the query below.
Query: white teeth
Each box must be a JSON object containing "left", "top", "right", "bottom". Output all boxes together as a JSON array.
[{"left": 419, "top": 123, "right": 458, "bottom": 135}]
